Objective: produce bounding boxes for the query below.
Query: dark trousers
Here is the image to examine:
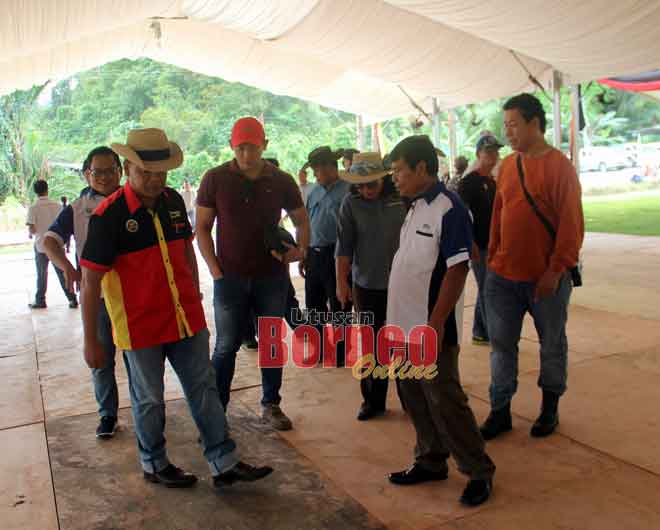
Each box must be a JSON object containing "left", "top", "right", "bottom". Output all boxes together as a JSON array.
[
  {"left": 304, "top": 246, "right": 351, "bottom": 365},
  {"left": 352, "top": 284, "right": 406, "bottom": 410},
  {"left": 34, "top": 247, "right": 76, "bottom": 304},
  {"left": 399, "top": 345, "right": 496, "bottom": 481},
  {"left": 243, "top": 275, "right": 300, "bottom": 340}
]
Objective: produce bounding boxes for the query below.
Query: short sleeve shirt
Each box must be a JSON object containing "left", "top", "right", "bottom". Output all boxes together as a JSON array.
[
  {"left": 196, "top": 160, "right": 303, "bottom": 277},
  {"left": 387, "top": 181, "right": 473, "bottom": 346},
  {"left": 26, "top": 197, "right": 63, "bottom": 252},
  {"left": 457, "top": 170, "right": 496, "bottom": 249},
  {"left": 307, "top": 179, "right": 351, "bottom": 247},
  {"left": 81, "top": 182, "right": 206, "bottom": 351}
]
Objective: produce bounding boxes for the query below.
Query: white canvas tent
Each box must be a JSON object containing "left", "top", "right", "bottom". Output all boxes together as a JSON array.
[{"left": 2, "top": 0, "right": 660, "bottom": 123}]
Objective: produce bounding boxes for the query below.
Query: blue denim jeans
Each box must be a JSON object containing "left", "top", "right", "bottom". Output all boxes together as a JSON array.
[
  {"left": 93, "top": 299, "right": 118, "bottom": 418},
  {"left": 485, "top": 271, "right": 572, "bottom": 411},
  {"left": 123, "top": 329, "right": 238, "bottom": 475},
  {"left": 470, "top": 249, "right": 489, "bottom": 340},
  {"left": 212, "top": 272, "right": 288, "bottom": 408},
  {"left": 34, "top": 247, "right": 76, "bottom": 304}
]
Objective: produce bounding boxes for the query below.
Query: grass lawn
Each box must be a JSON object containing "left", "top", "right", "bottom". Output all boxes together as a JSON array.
[{"left": 583, "top": 192, "right": 660, "bottom": 236}]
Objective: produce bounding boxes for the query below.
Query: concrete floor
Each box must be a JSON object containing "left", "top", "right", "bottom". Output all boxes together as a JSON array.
[{"left": 2, "top": 232, "right": 660, "bottom": 529}]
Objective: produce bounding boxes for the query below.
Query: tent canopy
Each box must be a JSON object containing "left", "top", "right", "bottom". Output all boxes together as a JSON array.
[{"left": 3, "top": 1, "right": 660, "bottom": 122}]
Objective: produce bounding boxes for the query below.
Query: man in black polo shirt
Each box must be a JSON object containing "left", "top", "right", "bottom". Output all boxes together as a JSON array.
[
  {"left": 81, "top": 128, "right": 272, "bottom": 489},
  {"left": 457, "top": 134, "right": 501, "bottom": 345},
  {"left": 196, "top": 117, "right": 310, "bottom": 431}
]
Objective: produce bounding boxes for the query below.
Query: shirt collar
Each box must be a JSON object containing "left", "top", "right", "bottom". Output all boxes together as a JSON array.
[
  {"left": 123, "top": 182, "right": 169, "bottom": 215},
  {"left": 230, "top": 159, "right": 274, "bottom": 180},
  {"left": 412, "top": 180, "right": 444, "bottom": 205},
  {"left": 123, "top": 181, "right": 142, "bottom": 215}
]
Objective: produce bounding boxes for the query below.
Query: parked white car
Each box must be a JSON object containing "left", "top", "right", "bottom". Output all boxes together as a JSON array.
[{"left": 580, "top": 146, "right": 636, "bottom": 172}]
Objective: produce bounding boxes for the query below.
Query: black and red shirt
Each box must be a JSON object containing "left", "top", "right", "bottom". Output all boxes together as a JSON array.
[{"left": 81, "top": 182, "right": 206, "bottom": 350}]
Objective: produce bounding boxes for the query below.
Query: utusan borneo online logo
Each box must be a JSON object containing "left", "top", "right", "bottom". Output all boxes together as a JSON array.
[{"left": 256, "top": 310, "right": 440, "bottom": 381}]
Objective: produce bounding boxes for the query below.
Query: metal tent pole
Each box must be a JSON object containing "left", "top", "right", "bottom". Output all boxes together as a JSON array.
[{"left": 552, "top": 70, "right": 563, "bottom": 149}]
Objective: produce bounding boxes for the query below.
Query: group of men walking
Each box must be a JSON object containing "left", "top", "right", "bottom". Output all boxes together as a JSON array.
[{"left": 26, "top": 92, "right": 583, "bottom": 508}]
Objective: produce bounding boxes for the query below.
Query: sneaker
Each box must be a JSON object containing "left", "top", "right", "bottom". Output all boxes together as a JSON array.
[
  {"left": 28, "top": 301, "right": 47, "bottom": 309},
  {"left": 472, "top": 336, "right": 490, "bottom": 346},
  {"left": 144, "top": 464, "right": 197, "bottom": 488},
  {"left": 460, "top": 478, "right": 492, "bottom": 506},
  {"left": 261, "top": 403, "right": 292, "bottom": 431},
  {"left": 69, "top": 299, "right": 79, "bottom": 309},
  {"left": 213, "top": 461, "right": 273, "bottom": 487},
  {"left": 242, "top": 338, "right": 258, "bottom": 351},
  {"left": 479, "top": 406, "right": 512, "bottom": 441},
  {"left": 96, "top": 416, "right": 118, "bottom": 439}
]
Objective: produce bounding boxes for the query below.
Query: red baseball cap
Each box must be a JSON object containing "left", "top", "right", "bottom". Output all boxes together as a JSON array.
[{"left": 231, "top": 117, "right": 265, "bottom": 147}]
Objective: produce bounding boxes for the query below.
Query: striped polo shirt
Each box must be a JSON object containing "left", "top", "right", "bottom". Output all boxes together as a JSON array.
[
  {"left": 387, "top": 181, "right": 473, "bottom": 346},
  {"left": 80, "top": 182, "right": 206, "bottom": 350}
]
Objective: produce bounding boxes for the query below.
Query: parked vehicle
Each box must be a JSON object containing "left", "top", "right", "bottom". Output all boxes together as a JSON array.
[{"left": 580, "top": 145, "right": 636, "bottom": 172}]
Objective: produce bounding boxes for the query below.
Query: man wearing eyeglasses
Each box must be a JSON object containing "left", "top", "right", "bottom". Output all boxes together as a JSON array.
[{"left": 43, "top": 146, "right": 123, "bottom": 439}]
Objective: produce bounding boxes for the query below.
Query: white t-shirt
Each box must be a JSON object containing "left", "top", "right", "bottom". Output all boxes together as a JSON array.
[{"left": 26, "top": 196, "right": 62, "bottom": 253}]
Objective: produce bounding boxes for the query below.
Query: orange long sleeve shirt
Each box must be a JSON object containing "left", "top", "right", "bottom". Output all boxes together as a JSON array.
[{"left": 488, "top": 148, "right": 584, "bottom": 282}]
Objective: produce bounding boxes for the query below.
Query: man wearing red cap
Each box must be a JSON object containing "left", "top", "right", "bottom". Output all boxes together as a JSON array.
[{"left": 197, "top": 117, "right": 310, "bottom": 430}]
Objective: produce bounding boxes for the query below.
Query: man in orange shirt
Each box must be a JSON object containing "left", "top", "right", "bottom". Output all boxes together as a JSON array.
[{"left": 480, "top": 93, "right": 584, "bottom": 440}]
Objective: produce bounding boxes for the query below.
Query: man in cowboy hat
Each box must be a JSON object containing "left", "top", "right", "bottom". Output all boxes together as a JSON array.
[
  {"left": 302, "top": 146, "right": 352, "bottom": 366},
  {"left": 335, "top": 152, "right": 407, "bottom": 419},
  {"left": 196, "top": 117, "right": 310, "bottom": 431},
  {"left": 80, "top": 128, "right": 273, "bottom": 488}
]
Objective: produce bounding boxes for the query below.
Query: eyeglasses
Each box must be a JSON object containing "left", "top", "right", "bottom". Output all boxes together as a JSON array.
[{"left": 89, "top": 167, "right": 118, "bottom": 178}]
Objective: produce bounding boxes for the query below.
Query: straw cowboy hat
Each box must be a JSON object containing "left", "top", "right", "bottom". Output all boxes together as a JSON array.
[
  {"left": 339, "top": 152, "right": 390, "bottom": 184},
  {"left": 111, "top": 128, "right": 183, "bottom": 171}
]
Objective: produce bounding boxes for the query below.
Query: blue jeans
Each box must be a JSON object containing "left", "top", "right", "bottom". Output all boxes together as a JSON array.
[
  {"left": 470, "top": 249, "right": 489, "bottom": 340},
  {"left": 34, "top": 247, "right": 76, "bottom": 304},
  {"left": 123, "top": 329, "right": 238, "bottom": 475},
  {"left": 212, "top": 272, "right": 288, "bottom": 408},
  {"left": 485, "top": 271, "right": 572, "bottom": 411},
  {"left": 93, "top": 299, "right": 118, "bottom": 418}
]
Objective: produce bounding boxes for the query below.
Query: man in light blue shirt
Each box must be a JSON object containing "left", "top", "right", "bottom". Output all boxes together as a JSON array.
[{"left": 300, "top": 146, "right": 351, "bottom": 366}]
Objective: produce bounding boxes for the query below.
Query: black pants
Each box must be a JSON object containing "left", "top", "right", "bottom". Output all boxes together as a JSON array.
[
  {"left": 399, "top": 345, "right": 496, "bottom": 480},
  {"left": 304, "top": 245, "right": 351, "bottom": 365},
  {"left": 352, "top": 285, "right": 392, "bottom": 410}
]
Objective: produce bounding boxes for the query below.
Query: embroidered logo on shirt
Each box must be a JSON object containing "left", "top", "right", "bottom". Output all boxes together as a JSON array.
[{"left": 126, "top": 219, "right": 139, "bottom": 233}]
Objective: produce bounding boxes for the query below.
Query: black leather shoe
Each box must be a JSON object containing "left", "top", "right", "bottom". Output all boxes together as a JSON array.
[
  {"left": 143, "top": 464, "right": 197, "bottom": 488},
  {"left": 480, "top": 406, "right": 512, "bottom": 441},
  {"left": 213, "top": 461, "right": 273, "bottom": 487},
  {"left": 388, "top": 464, "right": 448, "bottom": 485},
  {"left": 530, "top": 391, "right": 560, "bottom": 437},
  {"left": 460, "top": 478, "right": 492, "bottom": 507},
  {"left": 28, "top": 301, "right": 47, "bottom": 309},
  {"left": 357, "top": 402, "right": 385, "bottom": 421}
]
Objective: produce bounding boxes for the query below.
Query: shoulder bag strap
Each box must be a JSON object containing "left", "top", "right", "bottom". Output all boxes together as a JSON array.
[{"left": 516, "top": 155, "right": 557, "bottom": 241}]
